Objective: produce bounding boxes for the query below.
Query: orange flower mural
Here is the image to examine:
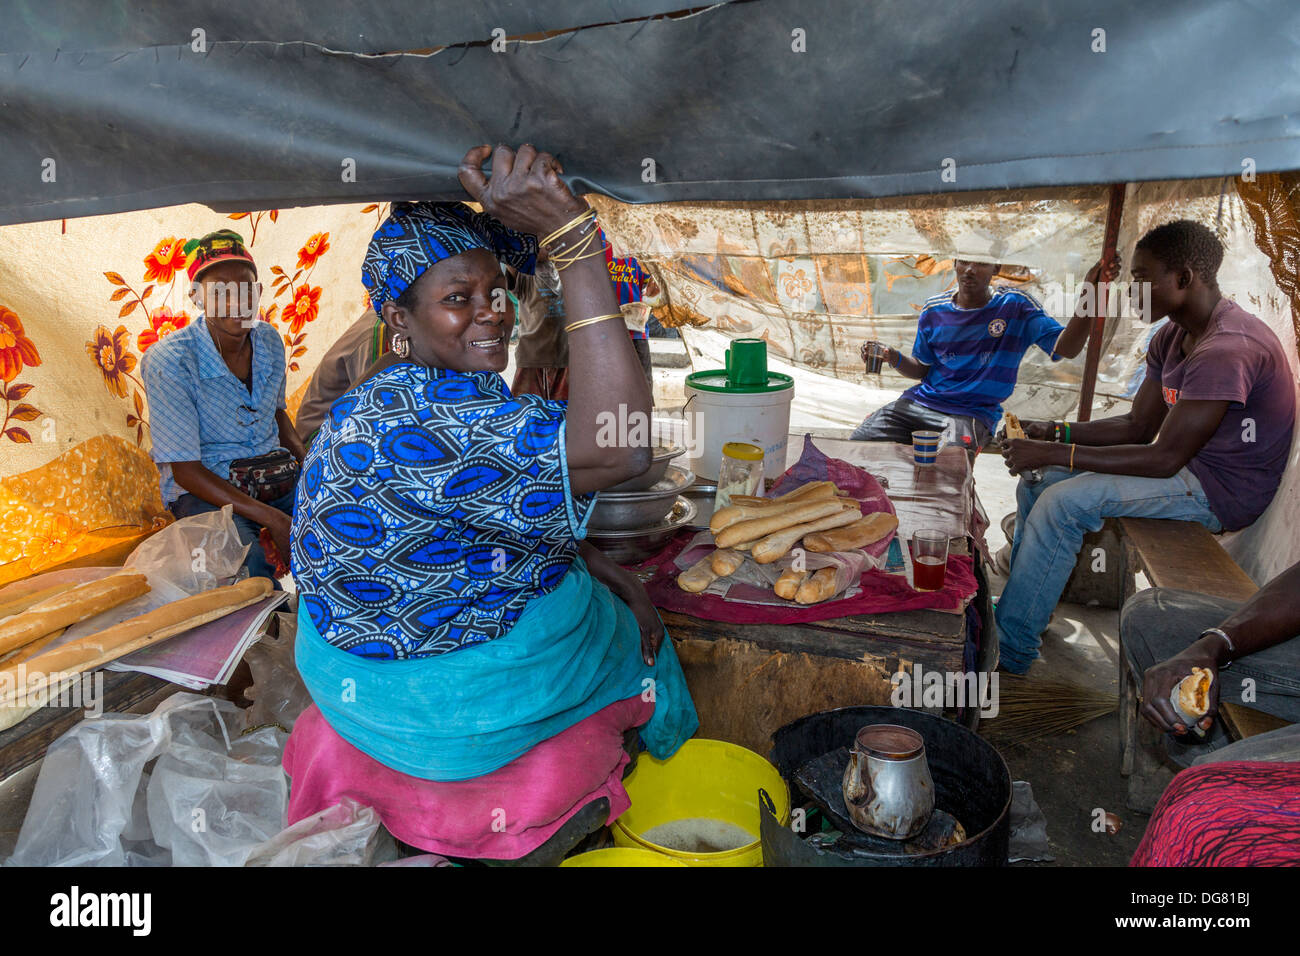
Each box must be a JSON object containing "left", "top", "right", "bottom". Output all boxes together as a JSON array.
[
  {"left": 142, "top": 237, "right": 189, "bottom": 285},
  {"left": 297, "top": 232, "right": 331, "bottom": 270},
  {"left": 268, "top": 230, "right": 330, "bottom": 370},
  {"left": 282, "top": 284, "right": 322, "bottom": 335},
  {"left": 361, "top": 202, "right": 392, "bottom": 230},
  {"left": 102, "top": 265, "right": 165, "bottom": 446},
  {"left": 137, "top": 306, "right": 191, "bottom": 353},
  {"left": 0, "top": 306, "right": 41, "bottom": 383},
  {"left": 1, "top": 306, "right": 43, "bottom": 444},
  {"left": 86, "top": 325, "right": 139, "bottom": 399},
  {"left": 227, "top": 209, "right": 279, "bottom": 245}
]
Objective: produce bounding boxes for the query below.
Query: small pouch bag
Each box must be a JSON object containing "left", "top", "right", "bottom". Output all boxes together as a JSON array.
[{"left": 228, "top": 449, "right": 300, "bottom": 503}]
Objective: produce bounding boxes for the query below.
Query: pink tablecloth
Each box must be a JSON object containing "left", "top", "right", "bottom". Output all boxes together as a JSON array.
[
  {"left": 643, "top": 534, "right": 977, "bottom": 625},
  {"left": 641, "top": 435, "right": 979, "bottom": 625}
]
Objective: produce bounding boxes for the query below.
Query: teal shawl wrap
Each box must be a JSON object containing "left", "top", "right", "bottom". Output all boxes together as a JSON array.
[{"left": 295, "top": 558, "right": 697, "bottom": 781}]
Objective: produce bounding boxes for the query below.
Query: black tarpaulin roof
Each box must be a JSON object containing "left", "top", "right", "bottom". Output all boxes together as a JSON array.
[{"left": 2, "top": 0, "right": 1298, "bottom": 225}]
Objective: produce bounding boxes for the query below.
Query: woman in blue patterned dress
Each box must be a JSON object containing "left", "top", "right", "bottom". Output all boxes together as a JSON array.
[{"left": 288, "top": 145, "right": 696, "bottom": 806}]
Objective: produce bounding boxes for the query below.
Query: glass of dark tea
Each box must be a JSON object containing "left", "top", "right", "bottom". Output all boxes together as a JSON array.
[{"left": 911, "top": 530, "right": 949, "bottom": 591}]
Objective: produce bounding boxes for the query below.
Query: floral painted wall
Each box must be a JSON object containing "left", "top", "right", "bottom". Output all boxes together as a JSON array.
[{"left": 0, "top": 202, "right": 385, "bottom": 584}]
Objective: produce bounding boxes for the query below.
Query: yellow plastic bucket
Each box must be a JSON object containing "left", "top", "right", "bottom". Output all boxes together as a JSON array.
[
  {"left": 613, "top": 738, "right": 790, "bottom": 867},
  {"left": 561, "top": 848, "right": 688, "bottom": 868}
]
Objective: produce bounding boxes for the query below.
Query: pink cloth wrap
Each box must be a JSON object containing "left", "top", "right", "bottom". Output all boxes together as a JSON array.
[{"left": 283, "top": 696, "right": 655, "bottom": 860}]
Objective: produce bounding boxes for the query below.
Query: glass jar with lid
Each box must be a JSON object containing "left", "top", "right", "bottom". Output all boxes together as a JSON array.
[{"left": 713, "top": 441, "right": 765, "bottom": 512}]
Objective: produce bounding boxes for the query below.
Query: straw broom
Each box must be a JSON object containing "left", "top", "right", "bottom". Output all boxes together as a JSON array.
[{"left": 981, "top": 675, "right": 1117, "bottom": 746}]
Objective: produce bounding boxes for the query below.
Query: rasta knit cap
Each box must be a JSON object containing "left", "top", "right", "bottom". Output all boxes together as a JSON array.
[{"left": 184, "top": 229, "right": 257, "bottom": 283}]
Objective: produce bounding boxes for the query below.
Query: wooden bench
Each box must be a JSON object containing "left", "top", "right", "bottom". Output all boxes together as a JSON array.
[{"left": 1117, "top": 517, "right": 1291, "bottom": 809}]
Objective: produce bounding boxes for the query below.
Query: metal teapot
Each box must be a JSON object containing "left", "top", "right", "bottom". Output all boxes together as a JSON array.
[{"left": 842, "top": 724, "right": 935, "bottom": 840}]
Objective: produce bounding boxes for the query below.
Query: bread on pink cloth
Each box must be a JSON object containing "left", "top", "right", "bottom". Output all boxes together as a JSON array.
[{"left": 283, "top": 696, "right": 654, "bottom": 860}]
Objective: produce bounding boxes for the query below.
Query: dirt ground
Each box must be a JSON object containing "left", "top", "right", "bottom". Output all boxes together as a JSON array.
[{"left": 972, "top": 453, "right": 1145, "bottom": 866}]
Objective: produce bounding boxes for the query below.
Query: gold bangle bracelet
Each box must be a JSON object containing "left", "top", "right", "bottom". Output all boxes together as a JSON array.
[
  {"left": 1069, "top": 443, "right": 1077, "bottom": 471},
  {"left": 553, "top": 245, "right": 606, "bottom": 272},
  {"left": 549, "top": 227, "right": 600, "bottom": 270},
  {"left": 564, "top": 313, "right": 623, "bottom": 334},
  {"left": 541, "top": 209, "right": 596, "bottom": 249}
]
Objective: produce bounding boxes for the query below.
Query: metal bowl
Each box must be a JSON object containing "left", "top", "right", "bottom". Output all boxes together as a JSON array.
[
  {"left": 586, "top": 497, "right": 697, "bottom": 564},
  {"left": 606, "top": 443, "right": 687, "bottom": 493},
  {"left": 589, "top": 465, "right": 695, "bottom": 531},
  {"left": 681, "top": 483, "right": 718, "bottom": 531}
]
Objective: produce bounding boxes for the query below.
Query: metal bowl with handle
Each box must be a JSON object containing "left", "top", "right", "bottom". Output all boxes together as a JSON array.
[
  {"left": 589, "top": 465, "right": 695, "bottom": 531},
  {"left": 605, "top": 443, "right": 686, "bottom": 493},
  {"left": 586, "top": 497, "right": 697, "bottom": 564}
]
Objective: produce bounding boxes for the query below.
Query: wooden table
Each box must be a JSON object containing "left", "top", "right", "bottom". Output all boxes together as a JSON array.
[{"left": 661, "top": 438, "right": 991, "bottom": 755}]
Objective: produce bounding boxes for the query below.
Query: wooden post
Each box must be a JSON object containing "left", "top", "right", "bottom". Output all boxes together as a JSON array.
[{"left": 1077, "top": 183, "right": 1126, "bottom": 422}]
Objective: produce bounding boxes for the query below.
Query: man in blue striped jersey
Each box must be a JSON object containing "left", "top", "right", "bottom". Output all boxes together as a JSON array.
[{"left": 853, "top": 257, "right": 1114, "bottom": 455}]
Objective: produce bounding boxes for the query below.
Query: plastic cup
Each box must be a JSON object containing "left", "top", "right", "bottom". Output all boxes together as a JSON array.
[
  {"left": 865, "top": 342, "right": 886, "bottom": 374},
  {"left": 912, "top": 529, "right": 949, "bottom": 591},
  {"left": 725, "top": 339, "right": 769, "bottom": 386},
  {"left": 912, "top": 430, "right": 942, "bottom": 466}
]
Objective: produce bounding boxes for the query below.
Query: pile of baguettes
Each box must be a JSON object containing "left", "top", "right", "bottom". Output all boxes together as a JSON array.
[
  {"left": 677, "top": 480, "right": 898, "bottom": 605},
  {"left": 0, "top": 571, "right": 273, "bottom": 710}
]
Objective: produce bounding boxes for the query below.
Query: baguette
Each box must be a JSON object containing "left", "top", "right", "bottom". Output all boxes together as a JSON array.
[
  {"left": 804, "top": 512, "right": 899, "bottom": 552},
  {"left": 0, "top": 581, "right": 78, "bottom": 620},
  {"left": 750, "top": 507, "right": 863, "bottom": 564},
  {"left": 4, "top": 627, "right": 66, "bottom": 665},
  {"left": 774, "top": 568, "right": 809, "bottom": 600},
  {"left": 710, "top": 549, "right": 746, "bottom": 577},
  {"left": 715, "top": 499, "right": 846, "bottom": 549},
  {"left": 709, "top": 500, "right": 795, "bottom": 535},
  {"left": 676, "top": 555, "right": 719, "bottom": 593},
  {"left": 729, "top": 481, "right": 838, "bottom": 509},
  {"left": 795, "top": 567, "right": 839, "bottom": 604},
  {"left": 0, "top": 577, "right": 274, "bottom": 707},
  {"left": 0, "top": 572, "right": 150, "bottom": 656}
]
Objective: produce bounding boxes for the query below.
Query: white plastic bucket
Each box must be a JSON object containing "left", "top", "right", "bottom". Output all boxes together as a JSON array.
[{"left": 683, "top": 381, "right": 795, "bottom": 481}]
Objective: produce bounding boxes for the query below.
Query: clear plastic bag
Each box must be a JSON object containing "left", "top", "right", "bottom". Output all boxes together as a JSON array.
[
  {"left": 240, "top": 610, "right": 313, "bottom": 733},
  {"left": 3, "top": 689, "right": 408, "bottom": 867},
  {"left": 5, "top": 692, "right": 287, "bottom": 867},
  {"left": 756, "top": 549, "right": 874, "bottom": 603},
  {"left": 243, "top": 797, "right": 398, "bottom": 867},
  {"left": 41, "top": 508, "right": 253, "bottom": 654},
  {"left": 123, "top": 504, "right": 249, "bottom": 595}
]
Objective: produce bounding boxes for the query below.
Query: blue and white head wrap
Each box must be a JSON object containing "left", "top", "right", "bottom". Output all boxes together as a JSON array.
[{"left": 361, "top": 201, "right": 538, "bottom": 312}]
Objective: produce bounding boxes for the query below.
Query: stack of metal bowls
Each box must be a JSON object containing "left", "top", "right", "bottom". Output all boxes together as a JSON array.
[{"left": 586, "top": 444, "right": 697, "bottom": 563}]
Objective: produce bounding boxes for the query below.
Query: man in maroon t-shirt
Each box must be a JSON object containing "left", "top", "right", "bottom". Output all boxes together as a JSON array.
[{"left": 996, "top": 220, "right": 1297, "bottom": 674}]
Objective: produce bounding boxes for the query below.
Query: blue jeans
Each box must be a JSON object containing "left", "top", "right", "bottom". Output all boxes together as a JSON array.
[
  {"left": 996, "top": 466, "right": 1221, "bottom": 674},
  {"left": 170, "top": 491, "right": 296, "bottom": 587}
]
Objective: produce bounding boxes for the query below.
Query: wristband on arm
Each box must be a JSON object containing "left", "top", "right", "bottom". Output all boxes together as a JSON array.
[{"left": 1200, "top": 627, "right": 1236, "bottom": 666}]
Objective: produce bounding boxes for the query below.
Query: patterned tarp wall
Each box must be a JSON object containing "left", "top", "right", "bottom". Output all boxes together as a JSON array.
[
  {"left": 0, "top": 177, "right": 1296, "bottom": 585},
  {"left": 588, "top": 186, "right": 1147, "bottom": 430},
  {"left": 0, "top": 202, "right": 389, "bottom": 584},
  {"left": 592, "top": 177, "right": 1300, "bottom": 582}
]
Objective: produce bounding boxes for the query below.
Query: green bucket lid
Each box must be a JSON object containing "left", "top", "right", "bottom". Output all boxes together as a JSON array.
[{"left": 686, "top": 369, "right": 795, "bottom": 394}]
